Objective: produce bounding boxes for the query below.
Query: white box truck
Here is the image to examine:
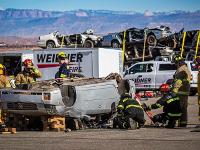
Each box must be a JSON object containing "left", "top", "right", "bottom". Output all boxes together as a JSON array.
[{"left": 0, "top": 48, "right": 123, "bottom": 80}]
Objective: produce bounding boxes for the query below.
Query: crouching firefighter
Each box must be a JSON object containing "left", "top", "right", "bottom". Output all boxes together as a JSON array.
[
  {"left": 113, "top": 93, "right": 145, "bottom": 129},
  {"left": 143, "top": 83, "right": 182, "bottom": 128}
]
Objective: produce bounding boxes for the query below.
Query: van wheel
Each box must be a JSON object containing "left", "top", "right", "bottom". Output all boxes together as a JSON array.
[
  {"left": 84, "top": 40, "right": 94, "bottom": 48},
  {"left": 189, "top": 90, "right": 197, "bottom": 96},
  {"left": 46, "top": 41, "right": 55, "bottom": 49}
]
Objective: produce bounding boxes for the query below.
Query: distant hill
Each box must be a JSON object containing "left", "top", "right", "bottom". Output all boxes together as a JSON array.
[{"left": 0, "top": 8, "right": 199, "bottom": 37}]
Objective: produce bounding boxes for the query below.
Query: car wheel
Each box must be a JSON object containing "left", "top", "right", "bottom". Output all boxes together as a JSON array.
[
  {"left": 189, "top": 90, "right": 197, "bottom": 96},
  {"left": 147, "top": 35, "right": 157, "bottom": 46},
  {"left": 167, "top": 38, "right": 177, "bottom": 48},
  {"left": 46, "top": 41, "right": 55, "bottom": 49},
  {"left": 111, "top": 41, "right": 120, "bottom": 48},
  {"left": 83, "top": 40, "right": 94, "bottom": 48}
]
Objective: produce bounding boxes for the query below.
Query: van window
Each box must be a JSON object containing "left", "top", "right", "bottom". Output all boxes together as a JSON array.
[
  {"left": 129, "top": 63, "right": 153, "bottom": 74},
  {"left": 159, "top": 64, "right": 176, "bottom": 71},
  {"left": 190, "top": 63, "right": 198, "bottom": 71},
  {"left": 1, "top": 56, "right": 22, "bottom": 76}
]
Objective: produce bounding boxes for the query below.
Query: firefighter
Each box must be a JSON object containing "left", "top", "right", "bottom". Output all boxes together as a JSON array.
[
  {"left": 0, "top": 64, "right": 10, "bottom": 129},
  {"left": 171, "top": 54, "right": 191, "bottom": 127},
  {"left": 0, "top": 64, "right": 11, "bottom": 88},
  {"left": 113, "top": 93, "right": 145, "bottom": 129},
  {"left": 193, "top": 56, "right": 200, "bottom": 128},
  {"left": 143, "top": 83, "right": 182, "bottom": 128},
  {"left": 15, "top": 59, "right": 42, "bottom": 86},
  {"left": 55, "top": 52, "right": 70, "bottom": 79}
]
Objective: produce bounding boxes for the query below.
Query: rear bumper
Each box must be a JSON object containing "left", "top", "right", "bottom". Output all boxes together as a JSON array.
[
  {"left": 190, "top": 83, "right": 197, "bottom": 88},
  {"left": 1, "top": 102, "right": 61, "bottom": 116}
]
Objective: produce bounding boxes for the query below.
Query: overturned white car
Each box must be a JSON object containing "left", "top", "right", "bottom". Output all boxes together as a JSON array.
[{"left": 0, "top": 78, "right": 121, "bottom": 118}]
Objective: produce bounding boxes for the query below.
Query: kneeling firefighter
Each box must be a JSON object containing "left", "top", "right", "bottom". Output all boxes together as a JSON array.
[
  {"left": 143, "top": 83, "right": 182, "bottom": 128},
  {"left": 113, "top": 93, "right": 145, "bottom": 129}
]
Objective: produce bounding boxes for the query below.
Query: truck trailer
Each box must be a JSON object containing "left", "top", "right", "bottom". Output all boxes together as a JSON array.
[{"left": 0, "top": 48, "right": 123, "bottom": 80}]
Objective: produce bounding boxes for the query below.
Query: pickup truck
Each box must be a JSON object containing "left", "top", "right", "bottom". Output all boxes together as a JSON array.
[{"left": 123, "top": 61, "right": 198, "bottom": 95}]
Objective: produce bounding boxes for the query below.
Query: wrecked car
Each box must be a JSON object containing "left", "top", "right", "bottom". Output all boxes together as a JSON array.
[
  {"left": 126, "top": 26, "right": 172, "bottom": 46},
  {"left": 101, "top": 25, "right": 172, "bottom": 48},
  {"left": 101, "top": 32, "right": 122, "bottom": 48},
  {"left": 37, "top": 29, "right": 102, "bottom": 49}
]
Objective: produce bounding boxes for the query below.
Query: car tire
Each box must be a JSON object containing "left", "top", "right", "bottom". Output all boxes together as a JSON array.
[
  {"left": 83, "top": 40, "right": 94, "bottom": 48},
  {"left": 167, "top": 38, "right": 177, "bottom": 48},
  {"left": 147, "top": 34, "right": 157, "bottom": 46},
  {"left": 189, "top": 90, "right": 197, "bottom": 96},
  {"left": 46, "top": 41, "right": 56, "bottom": 49},
  {"left": 111, "top": 40, "right": 120, "bottom": 48}
]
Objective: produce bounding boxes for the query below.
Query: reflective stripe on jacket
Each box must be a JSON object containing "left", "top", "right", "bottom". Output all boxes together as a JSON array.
[
  {"left": 149, "top": 93, "right": 182, "bottom": 117},
  {"left": 0, "top": 75, "right": 11, "bottom": 88},
  {"left": 117, "top": 97, "right": 142, "bottom": 112},
  {"left": 172, "top": 64, "right": 191, "bottom": 96},
  {"left": 55, "top": 63, "right": 70, "bottom": 78},
  {"left": 15, "top": 69, "right": 42, "bottom": 85}
]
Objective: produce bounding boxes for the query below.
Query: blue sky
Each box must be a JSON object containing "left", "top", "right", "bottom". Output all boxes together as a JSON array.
[{"left": 0, "top": 0, "right": 199, "bottom": 12}]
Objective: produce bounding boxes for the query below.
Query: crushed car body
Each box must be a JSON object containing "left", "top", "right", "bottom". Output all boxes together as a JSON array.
[{"left": 37, "top": 29, "right": 102, "bottom": 49}]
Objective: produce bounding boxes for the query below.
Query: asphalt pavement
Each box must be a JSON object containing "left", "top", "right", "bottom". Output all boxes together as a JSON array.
[{"left": 0, "top": 96, "right": 200, "bottom": 150}]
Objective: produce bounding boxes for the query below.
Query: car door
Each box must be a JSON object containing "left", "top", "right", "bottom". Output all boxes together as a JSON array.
[
  {"left": 155, "top": 63, "right": 176, "bottom": 89},
  {"left": 124, "top": 63, "right": 155, "bottom": 90}
]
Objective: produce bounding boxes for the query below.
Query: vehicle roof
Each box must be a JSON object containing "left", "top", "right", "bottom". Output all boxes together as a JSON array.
[
  {"left": 133, "top": 60, "right": 192, "bottom": 64},
  {"left": 133, "top": 61, "right": 173, "bottom": 64}
]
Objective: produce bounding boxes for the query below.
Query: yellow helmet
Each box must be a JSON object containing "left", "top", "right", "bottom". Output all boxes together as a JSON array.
[
  {"left": 58, "top": 52, "right": 68, "bottom": 59},
  {"left": 0, "top": 64, "right": 5, "bottom": 75},
  {"left": 172, "top": 54, "right": 184, "bottom": 64},
  {"left": 0, "top": 64, "right": 5, "bottom": 69}
]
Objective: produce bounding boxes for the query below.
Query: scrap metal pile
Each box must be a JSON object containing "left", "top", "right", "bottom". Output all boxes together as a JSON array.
[{"left": 37, "top": 26, "right": 200, "bottom": 66}]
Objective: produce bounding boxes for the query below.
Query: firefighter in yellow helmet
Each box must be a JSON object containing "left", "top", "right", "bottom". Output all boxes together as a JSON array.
[
  {"left": 0, "top": 64, "right": 11, "bottom": 88},
  {"left": 171, "top": 54, "right": 191, "bottom": 127},
  {"left": 55, "top": 52, "right": 70, "bottom": 78},
  {"left": 15, "top": 59, "right": 42, "bottom": 86}
]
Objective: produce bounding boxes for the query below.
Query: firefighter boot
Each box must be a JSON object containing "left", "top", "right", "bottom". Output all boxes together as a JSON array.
[
  {"left": 165, "top": 119, "right": 176, "bottom": 128},
  {"left": 128, "top": 118, "right": 137, "bottom": 130}
]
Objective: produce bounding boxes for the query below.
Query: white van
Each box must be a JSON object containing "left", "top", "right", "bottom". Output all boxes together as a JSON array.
[{"left": 123, "top": 61, "right": 198, "bottom": 95}]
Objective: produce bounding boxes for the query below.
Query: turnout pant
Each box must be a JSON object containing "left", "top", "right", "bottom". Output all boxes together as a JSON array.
[
  {"left": 113, "top": 109, "right": 145, "bottom": 129},
  {"left": 198, "top": 96, "right": 200, "bottom": 121},
  {"left": 178, "top": 95, "right": 188, "bottom": 126},
  {"left": 127, "top": 108, "right": 145, "bottom": 127}
]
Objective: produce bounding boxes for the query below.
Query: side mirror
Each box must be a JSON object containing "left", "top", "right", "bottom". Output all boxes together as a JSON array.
[{"left": 124, "top": 70, "right": 128, "bottom": 75}]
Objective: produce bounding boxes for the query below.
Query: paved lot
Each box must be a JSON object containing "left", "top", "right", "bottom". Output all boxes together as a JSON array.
[{"left": 0, "top": 96, "right": 200, "bottom": 150}]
